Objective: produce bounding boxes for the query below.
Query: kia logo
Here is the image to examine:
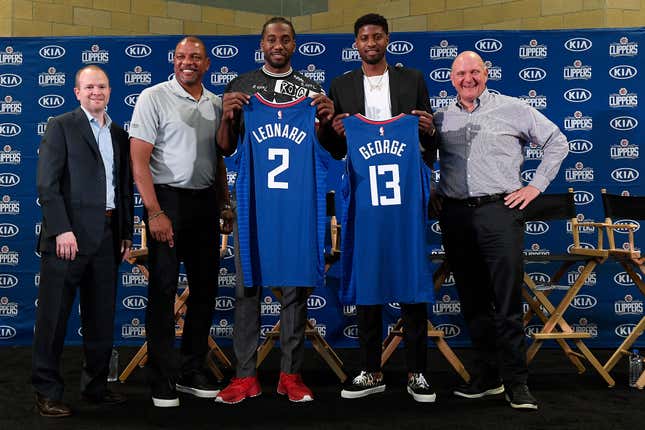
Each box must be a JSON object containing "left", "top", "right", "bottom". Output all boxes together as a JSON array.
[
  {"left": 0, "top": 123, "right": 21, "bottom": 137},
  {"left": 38, "top": 95, "right": 65, "bottom": 108},
  {"left": 568, "top": 139, "right": 593, "bottom": 154},
  {"left": 564, "top": 38, "right": 592, "bottom": 52},
  {"left": 306, "top": 294, "right": 327, "bottom": 310},
  {"left": 521, "top": 169, "right": 536, "bottom": 183},
  {"left": 215, "top": 296, "right": 235, "bottom": 311},
  {"left": 571, "top": 294, "right": 597, "bottom": 309},
  {"left": 122, "top": 295, "right": 147, "bottom": 310},
  {"left": 430, "top": 221, "right": 442, "bottom": 234},
  {"left": 0, "top": 173, "right": 19, "bottom": 187},
  {"left": 343, "top": 324, "right": 359, "bottom": 339},
  {"left": 475, "top": 38, "right": 502, "bottom": 52},
  {"left": 298, "top": 42, "right": 325, "bottom": 56},
  {"left": 611, "top": 168, "right": 639, "bottom": 182},
  {"left": 39, "top": 45, "right": 66, "bottom": 59},
  {"left": 0, "top": 325, "right": 16, "bottom": 339},
  {"left": 615, "top": 323, "right": 636, "bottom": 338},
  {"left": 0, "top": 74, "right": 22, "bottom": 88},
  {"left": 610, "top": 116, "right": 638, "bottom": 131},
  {"left": 211, "top": 44, "right": 239, "bottom": 58},
  {"left": 525, "top": 221, "right": 549, "bottom": 235},
  {"left": 387, "top": 41, "right": 413, "bottom": 55},
  {"left": 125, "top": 44, "right": 152, "bottom": 58},
  {"left": 124, "top": 94, "right": 139, "bottom": 107},
  {"left": 609, "top": 65, "right": 637, "bottom": 80},
  {"left": 614, "top": 272, "right": 638, "bottom": 286},
  {"left": 573, "top": 190, "right": 594, "bottom": 205},
  {"left": 0, "top": 274, "right": 18, "bottom": 288},
  {"left": 614, "top": 219, "right": 640, "bottom": 233},
  {"left": 563, "top": 88, "right": 592, "bottom": 103},
  {"left": 519, "top": 67, "right": 546, "bottom": 82},
  {"left": 429, "top": 68, "right": 451, "bottom": 82},
  {"left": 568, "top": 242, "right": 595, "bottom": 252},
  {"left": 0, "top": 223, "right": 18, "bottom": 238},
  {"left": 435, "top": 324, "right": 460, "bottom": 338}
]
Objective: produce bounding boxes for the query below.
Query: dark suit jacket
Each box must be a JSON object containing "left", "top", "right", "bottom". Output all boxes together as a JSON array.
[
  {"left": 37, "top": 107, "right": 133, "bottom": 256},
  {"left": 324, "top": 65, "right": 436, "bottom": 162}
]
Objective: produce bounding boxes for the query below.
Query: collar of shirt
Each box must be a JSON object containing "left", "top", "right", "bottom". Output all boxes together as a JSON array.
[
  {"left": 454, "top": 88, "right": 491, "bottom": 112},
  {"left": 169, "top": 76, "right": 209, "bottom": 102},
  {"left": 80, "top": 105, "right": 111, "bottom": 128}
]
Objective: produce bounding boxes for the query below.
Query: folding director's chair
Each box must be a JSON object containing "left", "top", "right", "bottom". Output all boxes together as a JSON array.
[
  {"left": 118, "top": 222, "right": 232, "bottom": 382},
  {"left": 521, "top": 188, "right": 614, "bottom": 386}
]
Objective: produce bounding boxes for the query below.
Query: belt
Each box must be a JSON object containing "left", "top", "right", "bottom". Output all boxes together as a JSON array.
[
  {"left": 105, "top": 209, "right": 114, "bottom": 217},
  {"left": 157, "top": 184, "right": 213, "bottom": 195},
  {"left": 444, "top": 193, "right": 506, "bottom": 208}
]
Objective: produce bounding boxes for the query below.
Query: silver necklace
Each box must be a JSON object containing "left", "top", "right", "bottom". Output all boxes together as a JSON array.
[{"left": 362, "top": 64, "right": 388, "bottom": 91}]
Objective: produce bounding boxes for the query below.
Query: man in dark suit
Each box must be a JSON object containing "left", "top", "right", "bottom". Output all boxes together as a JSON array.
[
  {"left": 32, "top": 65, "right": 133, "bottom": 417},
  {"left": 324, "top": 13, "right": 437, "bottom": 401}
]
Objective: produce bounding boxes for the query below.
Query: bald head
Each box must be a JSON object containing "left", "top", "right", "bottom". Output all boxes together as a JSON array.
[
  {"left": 450, "top": 50, "right": 489, "bottom": 110},
  {"left": 451, "top": 51, "right": 486, "bottom": 73}
]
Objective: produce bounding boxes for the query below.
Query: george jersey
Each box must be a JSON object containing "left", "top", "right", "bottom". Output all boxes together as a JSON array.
[
  {"left": 236, "top": 93, "right": 328, "bottom": 288},
  {"left": 340, "top": 114, "right": 434, "bottom": 305}
]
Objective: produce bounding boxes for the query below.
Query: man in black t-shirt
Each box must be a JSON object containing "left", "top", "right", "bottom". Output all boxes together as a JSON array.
[{"left": 215, "top": 16, "right": 335, "bottom": 404}]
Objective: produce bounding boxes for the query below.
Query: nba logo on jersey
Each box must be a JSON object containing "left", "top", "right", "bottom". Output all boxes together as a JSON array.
[
  {"left": 379, "top": 126, "right": 384, "bottom": 136},
  {"left": 277, "top": 110, "right": 282, "bottom": 120}
]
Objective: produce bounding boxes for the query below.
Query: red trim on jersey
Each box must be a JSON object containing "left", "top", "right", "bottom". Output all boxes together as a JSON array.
[
  {"left": 355, "top": 113, "right": 406, "bottom": 124},
  {"left": 254, "top": 92, "right": 308, "bottom": 108}
]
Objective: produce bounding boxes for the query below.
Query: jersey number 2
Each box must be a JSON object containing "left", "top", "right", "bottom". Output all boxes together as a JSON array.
[
  {"left": 369, "top": 164, "right": 401, "bottom": 206},
  {"left": 268, "top": 148, "right": 289, "bottom": 189}
]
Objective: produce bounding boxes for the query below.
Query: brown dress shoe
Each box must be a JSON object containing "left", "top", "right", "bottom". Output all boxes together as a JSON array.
[
  {"left": 82, "top": 389, "right": 127, "bottom": 405},
  {"left": 36, "top": 393, "right": 72, "bottom": 417}
]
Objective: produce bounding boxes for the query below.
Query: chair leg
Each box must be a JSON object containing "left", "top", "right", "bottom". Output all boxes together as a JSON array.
[
  {"left": 256, "top": 321, "right": 281, "bottom": 368},
  {"left": 119, "top": 342, "right": 149, "bottom": 383},
  {"left": 604, "top": 316, "right": 645, "bottom": 372},
  {"left": 306, "top": 321, "right": 347, "bottom": 382},
  {"left": 427, "top": 321, "right": 470, "bottom": 383},
  {"left": 574, "top": 340, "right": 616, "bottom": 387}
]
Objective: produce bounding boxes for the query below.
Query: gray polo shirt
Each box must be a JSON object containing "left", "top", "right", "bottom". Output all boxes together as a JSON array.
[
  {"left": 129, "top": 77, "right": 222, "bottom": 189},
  {"left": 435, "top": 89, "right": 568, "bottom": 199}
]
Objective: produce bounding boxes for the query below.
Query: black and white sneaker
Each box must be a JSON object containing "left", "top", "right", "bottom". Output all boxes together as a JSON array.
[
  {"left": 453, "top": 377, "right": 505, "bottom": 399},
  {"left": 340, "top": 371, "right": 386, "bottom": 399},
  {"left": 151, "top": 379, "right": 180, "bottom": 408},
  {"left": 407, "top": 373, "right": 436, "bottom": 403},
  {"left": 505, "top": 383, "right": 538, "bottom": 410},
  {"left": 176, "top": 372, "right": 220, "bottom": 399}
]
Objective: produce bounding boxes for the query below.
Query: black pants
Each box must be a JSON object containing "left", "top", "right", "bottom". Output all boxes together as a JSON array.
[
  {"left": 32, "top": 217, "right": 117, "bottom": 400},
  {"left": 440, "top": 198, "right": 528, "bottom": 384},
  {"left": 358, "top": 303, "right": 428, "bottom": 373},
  {"left": 145, "top": 185, "right": 219, "bottom": 386}
]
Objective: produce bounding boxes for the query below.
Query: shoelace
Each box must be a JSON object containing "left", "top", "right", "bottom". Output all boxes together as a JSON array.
[{"left": 409, "top": 373, "right": 430, "bottom": 389}]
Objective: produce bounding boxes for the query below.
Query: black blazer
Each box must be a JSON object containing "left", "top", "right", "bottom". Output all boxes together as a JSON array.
[
  {"left": 37, "top": 107, "right": 133, "bottom": 256},
  {"left": 324, "top": 65, "right": 436, "bottom": 160}
]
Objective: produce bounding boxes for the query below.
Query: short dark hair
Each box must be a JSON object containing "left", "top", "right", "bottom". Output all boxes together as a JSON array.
[
  {"left": 261, "top": 16, "right": 296, "bottom": 39},
  {"left": 353, "top": 13, "right": 389, "bottom": 37}
]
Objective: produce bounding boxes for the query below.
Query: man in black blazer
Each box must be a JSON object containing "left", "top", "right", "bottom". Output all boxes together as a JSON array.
[
  {"left": 32, "top": 65, "right": 133, "bottom": 417},
  {"left": 324, "top": 13, "right": 437, "bottom": 402}
]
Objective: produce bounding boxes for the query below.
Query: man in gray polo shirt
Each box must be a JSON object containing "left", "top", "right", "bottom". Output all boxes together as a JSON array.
[{"left": 130, "top": 36, "right": 232, "bottom": 408}]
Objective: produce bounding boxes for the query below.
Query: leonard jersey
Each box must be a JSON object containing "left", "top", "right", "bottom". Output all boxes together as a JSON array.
[
  {"left": 236, "top": 93, "right": 328, "bottom": 288},
  {"left": 340, "top": 114, "right": 434, "bottom": 305}
]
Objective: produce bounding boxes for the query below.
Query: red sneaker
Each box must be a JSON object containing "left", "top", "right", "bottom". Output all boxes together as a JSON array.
[
  {"left": 214, "top": 376, "right": 261, "bottom": 404},
  {"left": 277, "top": 372, "right": 314, "bottom": 402}
]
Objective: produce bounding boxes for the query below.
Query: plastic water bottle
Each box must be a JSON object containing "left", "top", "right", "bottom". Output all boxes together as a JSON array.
[
  {"left": 628, "top": 349, "right": 642, "bottom": 388},
  {"left": 107, "top": 348, "right": 119, "bottom": 382}
]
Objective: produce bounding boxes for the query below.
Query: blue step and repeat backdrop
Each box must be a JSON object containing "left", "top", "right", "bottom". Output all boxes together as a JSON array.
[{"left": 0, "top": 27, "right": 642, "bottom": 350}]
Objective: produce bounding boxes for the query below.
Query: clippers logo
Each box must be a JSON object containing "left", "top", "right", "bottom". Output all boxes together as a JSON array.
[
  {"left": 564, "top": 111, "right": 592, "bottom": 131},
  {"left": 475, "top": 38, "right": 502, "bottom": 52},
  {"left": 0, "top": 95, "right": 22, "bottom": 114},
  {"left": 343, "top": 324, "right": 359, "bottom": 339},
  {"left": 611, "top": 168, "right": 639, "bottom": 183},
  {"left": 341, "top": 42, "right": 360, "bottom": 62},
  {"left": 37, "top": 118, "right": 52, "bottom": 136},
  {"left": 0, "top": 223, "right": 18, "bottom": 238},
  {"left": 121, "top": 266, "right": 147, "bottom": 287},
  {"left": 524, "top": 243, "right": 550, "bottom": 256},
  {"left": 485, "top": 61, "right": 502, "bottom": 81},
  {"left": 0, "top": 47, "right": 22, "bottom": 65},
  {"left": 565, "top": 37, "right": 592, "bottom": 52},
  {"left": 0, "top": 296, "right": 17, "bottom": 317},
  {"left": 615, "top": 295, "right": 644, "bottom": 315},
  {"left": 609, "top": 88, "right": 638, "bottom": 108},
  {"left": 39, "top": 45, "right": 66, "bottom": 59},
  {"left": 520, "top": 168, "right": 536, "bottom": 184},
  {"left": 524, "top": 324, "right": 543, "bottom": 338},
  {"left": 610, "top": 116, "right": 638, "bottom": 131},
  {"left": 572, "top": 318, "right": 598, "bottom": 337},
  {"left": 121, "top": 318, "right": 145, "bottom": 338},
  {"left": 430, "top": 221, "right": 441, "bottom": 235},
  {"left": 298, "top": 42, "right": 325, "bottom": 56},
  {"left": 215, "top": 296, "right": 235, "bottom": 311},
  {"left": 124, "top": 94, "right": 139, "bottom": 108},
  {"left": 260, "top": 296, "right": 281, "bottom": 316},
  {"left": 565, "top": 162, "right": 594, "bottom": 182},
  {"left": 218, "top": 267, "right": 235, "bottom": 288},
  {"left": 436, "top": 324, "right": 461, "bottom": 339},
  {"left": 210, "top": 66, "right": 238, "bottom": 86},
  {"left": 520, "top": 90, "right": 547, "bottom": 110},
  {"left": 568, "top": 139, "right": 593, "bottom": 154},
  {"left": 429, "top": 68, "right": 451, "bottom": 82},
  {"left": 609, "top": 37, "right": 638, "bottom": 57},
  {"left": 525, "top": 221, "right": 549, "bottom": 235},
  {"left": 429, "top": 40, "right": 458, "bottom": 60},
  {"left": 125, "top": 44, "right": 151, "bottom": 58},
  {"left": 0, "top": 173, "right": 19, "bottom": 187},
  {"left": 432, "top": 295, "right": 461, "bottom": 315},
  {"left": 124, "top": 66, "right": 152, "bottom": 86},
  {"left": 609, "top": 65, "right": 637, "bottom": 80},
  {"left": 573, "top": 190, "right": 594, "bottom": 205},
  {"left": 563, "top": 60, "right": 592, "bottom": 80},
  {"left": 309, "top": 318, "right": 327, "bottom": 337},
  {"left": 610, "top": 139, "right": 639, "bottom": 159},
  {"left": 38, "top": 95, "right": 64, "bottom": 109},
  {"left": 615, "top": 323, "right": 637, "bottom": 338},
  {"left": 343, "top": 305, "right": 356, "bottom": 316},
  {"left": 122, "top": 295, "right": 147, "bottom": 310},
  {"left": 212, "top": 44, "right": 238, "bottom": 58},
  {"left": 387, "top": 40, "right": 413, "bottom": 55},
  {"left": 519, "top": 67, "right": 546, "bottom": 82},
  {"left": 307, "top": 294, "right": 327, "bottom": 310},
  {"left": 0, "top": 195, "right": 20, "bottom": 215},
  {"left": 567, "top": 214, "right": 595, "bottom": 234},
  {"left": 0, "top": 246, "right": 19, "bottom": 266},
  {"left": 38, "top": 67, "right": 66, "bottom": 87},
  {"left": 0, "top": 74, "right": 21, "bottom": 88},
  {"left": 0, "top": 274, "right": 17, "bottom": 289},
  {"left": 613, "top": 219, "right": 640, "bottom": 233},
  {"left": 0, "top": 124, "right": 20, "bottom": 137},
  {"left": 300, "top": 64, "right": 326, "bottom": 84},
  {"left": 519, "top": 39, "right": 547, "bottom": 59},
  {"left": 429, "top": 90, "right": 457, "bottom": 110},
  {"left": 614, "top": 271, "right": 640, "bottom": 286},
  {"left": 563, "top": 88, "right": 592, "bottom": 103},
  {"left": 571, "top": 294, "right": 597, "bottom": 310},
  {"left": 81, "top": 44, "right": 109, "bottom": 63},
  {"left": 211, "top": 319, "right": 234, "bottom": 338},
  {"left": 0, "top": 325, "right": 16, "bottom": 339}
]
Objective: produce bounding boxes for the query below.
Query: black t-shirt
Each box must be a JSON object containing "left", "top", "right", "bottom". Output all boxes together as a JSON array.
[{"left": 225, "top": 68, "right": 323, "bottom": 102}]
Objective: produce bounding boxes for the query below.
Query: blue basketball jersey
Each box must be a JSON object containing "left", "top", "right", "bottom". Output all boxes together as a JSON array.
[
  {"left": 340, "top": 114, "right": 433, "bottom": 305},
  {"left": 236, "top": 94, "right": 327, "bottom": 288}
]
